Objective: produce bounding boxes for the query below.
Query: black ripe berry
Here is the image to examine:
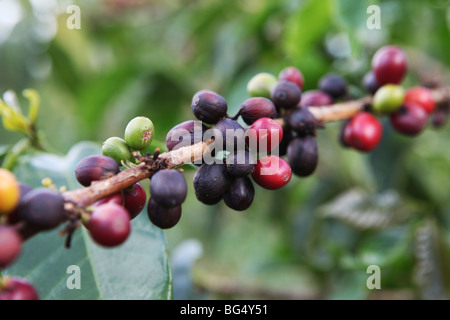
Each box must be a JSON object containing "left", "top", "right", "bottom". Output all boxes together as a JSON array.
[
  {"left": 287, "top": 106, "right": 318, "bottom": 136},
  {"left": 191, "top": 90, "right": 228, "bottom": 124},
  {"left": 276, "top": 126, "right": 293, "bottom": 157},
  {"left": 362, "top": 71, "right": 381, "bottom": 95},
  {"left": 318, "top": 73, "right": 348, "bottom": 99},
  {"left": 223, "top": 177, "right": 255, "bottom": 211},
  {"left": 193, "top": 163, "right": 231, "bottom": 205},
  {"left": 239, "top": 97, "right": 277, "bottom": 125},
  {"left": 287, "top": 136, "right": 318, "bottom": 177},
  {"left": 225, "top": 150, "right": 255, "bottom": 177},
  {"left": 18, "top": 188, "right": 66, "bottom": 230},
  {"left": 147, "top": 198, "right": 182, "bottom": 229},
  {"left": 150, "top": 169, "right": 187, "bottom": 208},
  {"left": 213, "top": 118, "right": 246, "bottom": 151},
  {"left": 270, "top": 80, "right": 301, "bottom": 109},
  {"left": 165, "top": 120, "right": 208, "bottom": 151},
  {"left": 75, "top": 155, "right": 120, "bottom": 187}
]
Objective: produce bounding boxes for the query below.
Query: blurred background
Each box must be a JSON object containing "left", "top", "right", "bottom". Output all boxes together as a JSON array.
[{"left": 1, "top": 0, "right": 450, "bottom": 299}]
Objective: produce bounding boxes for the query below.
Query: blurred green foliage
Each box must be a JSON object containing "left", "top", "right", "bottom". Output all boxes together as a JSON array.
[{"left": 1, "top": 0, "right": 450, "bottom": 299}]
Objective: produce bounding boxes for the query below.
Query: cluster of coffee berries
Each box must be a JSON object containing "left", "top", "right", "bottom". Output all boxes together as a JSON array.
[
  {"left": 0, "top": 169, "right": 47, "bottom": 300},
  {"left": 75, "top": 117, "right": 159, "bottom": 246},
  {"left": 75, "top": 154, "right": 147, "bottom": 247},
  {"left": 342, "top": 45, "right": 448, "bottom": 152}
]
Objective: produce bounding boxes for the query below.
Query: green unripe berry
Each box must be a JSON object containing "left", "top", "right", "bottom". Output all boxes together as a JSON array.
[
  {"left": 372, "top": 84, "right": 405, "bottom": 114},
  {"left": 247, "top": 73, "right": 278, "bottom": 99},
  {"left": 102, "top": 137, "right": 132, "bottom": 165},
  {"left": 124, "top": 116, "right": 154, "bottom": 150}
]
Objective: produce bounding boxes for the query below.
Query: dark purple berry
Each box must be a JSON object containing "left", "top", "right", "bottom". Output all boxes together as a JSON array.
[
  {"left": 225, "top": 150, "right": 255, "bottom": 177},
  {"left": 223, "top": 177, "right": 255, "bottom": 211},
  {"left": 287, "top": 136, "right": 318, "bottom": 177},
  {"left": 18, "top": 188, "right": 66, "bottom": 230},
  {"left": 165, "top": 120, "right": 208, "bottom": 151},
  {"left": 239, "top": 97, "right": 277, "bottom": 125},
  {"left": 193, "top": 163, "right": 231, "bottom": 205},
  {"left": 287, "top": 107, "right": 318, "bottom": 136},
  {"left": 150, "top": 170, "right": 187, "bottom": 208},
  {"left": 270, "top": 80, "right": 302, "bottom": 109},
  {"left": 147, "top": 198, "right": 181, "bottom": 229},
  {"left": 75, "top": 155, "right": 120, "bottom": 187},
  {"left": 432, "top": 108, "right": 448, "bottom": 128},
  {"left": 123, "top": 183, "right": 147, "bottom": 220},
  {"left": 213, "top": 118, "right": 246, "bottom": 151},
  {"left": 276, "top": 126, "right": 293, "bottom": 157},
  {"left": 191, "top": 90, "right": 228, "bottom": 124},
  {"left": 362, "top": 71, "right": 381, "bottom": 95},
  {"left": 318, "top": 73, "right": 348, "bottom": 99},
  {"left": 299, "top": 90, "right": 333, "bottom": 107}
]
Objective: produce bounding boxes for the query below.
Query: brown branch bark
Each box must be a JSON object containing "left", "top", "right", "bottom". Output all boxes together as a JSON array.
[
  {"left": 61, "top": 86, "right": 450, "bottom": 210},
  {"left": 62, "top": 140, "right": 215, "bottom": 208}
]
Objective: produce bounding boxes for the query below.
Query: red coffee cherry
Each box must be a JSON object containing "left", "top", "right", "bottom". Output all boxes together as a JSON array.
[
  {"left": 123, "top": 183, "right": 147, "bottom": 220},
  {"left": 347, "top": 112, "right": 383, "bottom": 152},
  {"left": 278, "top": 66, "right": 304, "bottom": 90},
  {"left": 372, "top": 45, "right": 408, "bottom": 85},
  {"left": 404, "top": 86, "right": 435, "bottom": 115},
  {"left": 0, "top": 278, "right": 39, "bottom": 300},
  {"left": 92, "top": 193, "right": 124, "bottom": 207},
  {"left": 247, "top": 117, "right": 283, "bottom": 153},
  {"left": 339, "top": 119, "right": 353, "bottom": 148},
  {"left": 251, "top": 155, "right": 292, "bottom": 190},
  {"left": 87, "top": 203, "right": 131, "bottom": 247},
  {"left": 390, "top": 102, "right": 428, "bottom": 136},
  {"left": 0, "top": 226, "right": 22, "bottom": 268}
]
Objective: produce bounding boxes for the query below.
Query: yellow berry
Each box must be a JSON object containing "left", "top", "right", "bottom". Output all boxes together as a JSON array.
[{"left": 0, "top": 169, "right": 20, "bottom": 215}]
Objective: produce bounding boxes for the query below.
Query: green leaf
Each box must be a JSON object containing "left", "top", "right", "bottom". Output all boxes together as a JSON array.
[
  {"left": 5, "top": 142, "right": 172, "bottom": 300},
  {"left": 283, "top": 0, "right": 335, "bottom": 59}
]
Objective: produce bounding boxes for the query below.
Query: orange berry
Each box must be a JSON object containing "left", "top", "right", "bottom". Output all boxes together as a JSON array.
[{"left": 0, "top": 169, "right": 20, "bottom": 215}]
